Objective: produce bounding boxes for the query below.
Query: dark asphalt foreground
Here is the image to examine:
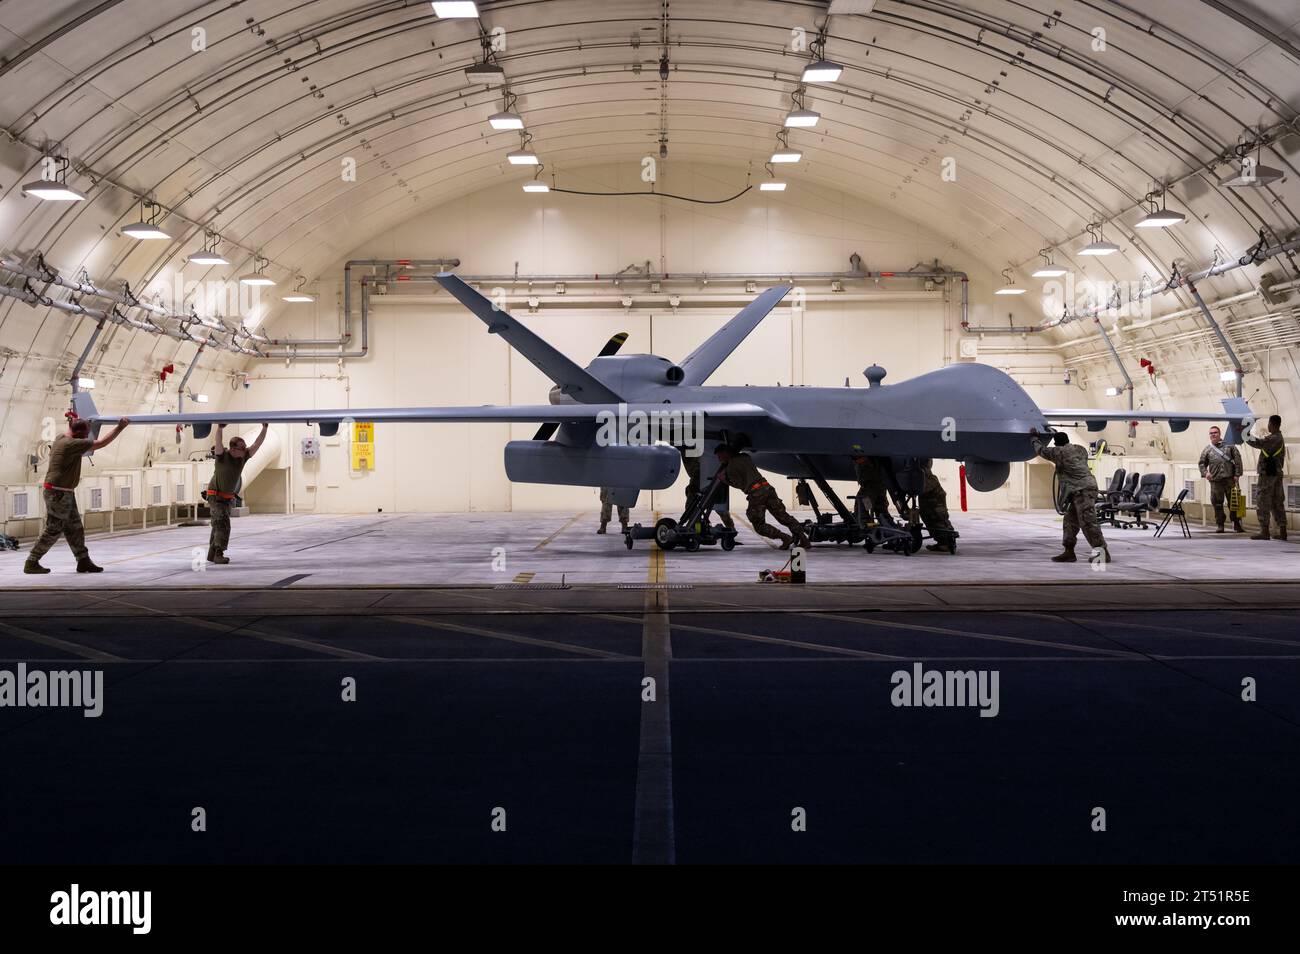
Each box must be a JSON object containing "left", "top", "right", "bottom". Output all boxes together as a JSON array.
[{"left": 1, "top": 583, "right": 1299, "bottom": 864}]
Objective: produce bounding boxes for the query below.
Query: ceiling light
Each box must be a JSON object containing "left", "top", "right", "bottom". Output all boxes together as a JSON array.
[
  {"left": 1135, "top": 209, "right": 1185, "bottom": 228},
  {"left": 77, "top": 377, "right": 96, "bottom": 390},
  {"left": 465, "top": 62, "right": 505, "bottom": 83},
  {"left": 995, "top": 268, "right": 1025, "bottom": 295},
  {"left": 784, "top": 109, "right": 821, "bottom": 128},
  {"left": 121, "top": 221, "right": 171, "bottom": 240},
  {"left": 507, "top": 150, "right": 540, "bottom": 165},
  {"left": 282, "top": 293, "right": 316, "bottom": 303},
  {"left": 193, "top": 393, "right": 210, "bottom": 404},
  {"left": 1032, "top": 266, "right": 1068, "bottom": 277},
  {"left": 489, "top": 111, "right": 524, "bottom": 130},
  {"left": 522, "top": 180, "right": 549, "bottom": 192},
  {"left": 432, "top": 1, "right": 479, "bottom": 16},
  {"left": 1219, "top": 163, "right": 1283, "bottom": 188},
  {"left": 760, "top": 180, "right": 787, "bottom": 191},
  {"left": 239, "top": 257, "right": 276, "bottom": 286},
  {"left": 771, "top": 149, "right": 802, "bottom": 163},
  {"left": 1078, "top": 241, "right": 1120, "bottom": 256},
  {"left": 1219, "top": 370, "right": 1239, "bottom": 382},
  {"left": 21, "top": 181, "right": 86, "bottom": 201},
  {"left": 802, "top": 60, "right": 843, "bottom": 83},
  {"left": 187, "top": 250, "right": 229, "bottom": 266},
  {"left": 1105, "top": 387, "right": 1120, "bottom": 396},
  {"left": 1078, "top": 222, "right": 1120, "bottom": 256}
]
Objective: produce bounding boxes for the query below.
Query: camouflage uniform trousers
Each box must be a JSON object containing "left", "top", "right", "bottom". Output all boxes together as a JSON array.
[
  {"left": 30, "top": 489, "right": 89, "bottom": 562},
  {"left": 1062, "top": 489, "right": 1107, "bottom": 550},
  {"left": 599, "top": 499, "right": 630, "bottom": 526},
  {"left": 1209, "top": 477, "right": 1237, "bottom": 526},
  {"left": 746, "top": 486, "right": 805, "bottom": 542},
  {"left": 208, "top": 496, "right": 233, "bottom": 550},
  {"left": 1256, "top": 474, "right": 1286, "bottom": 532},
  {"left": 918, "top": 474, "right": 956, "bottom": 545}
]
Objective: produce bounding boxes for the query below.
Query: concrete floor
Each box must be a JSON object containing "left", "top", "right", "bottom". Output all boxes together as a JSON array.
[
  {"left": 2, "top": 509, "right": 1299, "bottom": 864},
  {"left": 0, "top": 508, "right": 1293, "bottom": 588}
]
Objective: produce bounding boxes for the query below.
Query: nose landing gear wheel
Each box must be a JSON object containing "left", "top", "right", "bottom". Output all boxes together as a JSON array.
[
  {"left": 654, "top": 517, "right": 679, "bottom": 551},
  {"left": 720, "top": 535, "right": 736, "bottom": 551}
]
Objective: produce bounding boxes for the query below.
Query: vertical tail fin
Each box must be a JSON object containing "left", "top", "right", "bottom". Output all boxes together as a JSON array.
[{"left": 678, "top": 285, "right": 790, "bottom": 386}]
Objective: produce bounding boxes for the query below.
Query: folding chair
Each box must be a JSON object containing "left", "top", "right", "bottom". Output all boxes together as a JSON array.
[{"left": 1154, "top": 487, "right": 1190, "bottom": 539}]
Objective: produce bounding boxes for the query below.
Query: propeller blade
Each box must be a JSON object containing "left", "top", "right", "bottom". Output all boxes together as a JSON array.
[{"left": 532, "top": 332, "right": 630, "bottom": 440}]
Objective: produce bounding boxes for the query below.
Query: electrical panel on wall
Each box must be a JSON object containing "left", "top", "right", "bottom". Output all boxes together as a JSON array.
[{"left": 300, "top": 437, "right": 320, "bottom": 460}]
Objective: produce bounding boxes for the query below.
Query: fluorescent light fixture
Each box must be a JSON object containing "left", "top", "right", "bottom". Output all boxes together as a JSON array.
[
  {"left": 488, "top": 111, "right": 524, "bottom": 130},
  {"left": 1032, "top": 266, "right": 1068, "bottom": 278},
  {"left": 1105, "top": 387, "right": 1120, "bottom": 397},
  {"left": 1135, "top": 209, "right": 1185, "bottom": 228},
  {"left": 522, "top": 180, "right": 550, "bottom": 192},
  {"left": 784, "top": 109, "right": 821, "bottom": 128},
  {"left": 1219, "top": 370, "right": 1239, "bottom": 382},
  {"left": 770, "top": 149, "right": 802, "bottom": 163},
  {"left": 1078, "top": 240, "right": 1120, "bottom": 256},
  {"left": 194, "top": 393, "right": 210, "bottom": 404},
  {"left": 187, "top": 250, "right": 229, "bottom": 266},
  {"left": 21, "top": 181, "right": 86, "bottom": 201},
  {"left": 759, "top": 180, "right": 787, "bottom": 191},
  {"left": 1219, "top": 164, "right": 1283, "bottom": 188},
  {"left": 432, "top": 1, "right": 479, "bottom": 16},
  {"left": 828, "top": 0, "right": 877, "bottom": 13},
  {"left": 77, "top": 377, "right": 96, "bottom": 390},
  {"left": 507, "top": 150, "right": 540, "bottom": 165},
  {"left": 238, "top": 273, "right": 276, "bottom": 286},
  {"left": 120, "top": 221, "right": 171, "bottom": 240},
  {"left": 282, "top": 293, "right": 316, "bottom": 303},
  {"left": 802, "top": 60, "right": 844, "bottom": 83},
  {"left": 465, "top": 62, "right": 505, "bottom": 83},
  {"left": 994, "top": 286, "right": 1026, "bottom": 295}
]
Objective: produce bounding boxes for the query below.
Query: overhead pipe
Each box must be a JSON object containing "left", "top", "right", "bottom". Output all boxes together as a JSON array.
[
  {"left": 260, "top": 262, "right": 964, "bottom": 360},
  {"left": 967, "top": 235, "right": 1300, "bottom": 336},
  {"left": 1094, "top": 320, "right": 1137, "bottom": 437},
  {"left": 0, "top": 255, "right": 265, "bottom": 354}
]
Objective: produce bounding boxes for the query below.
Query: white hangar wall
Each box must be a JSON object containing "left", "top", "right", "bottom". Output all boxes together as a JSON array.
[{"left": 230, "top": 162, "right": 1069, "bottom": 514}]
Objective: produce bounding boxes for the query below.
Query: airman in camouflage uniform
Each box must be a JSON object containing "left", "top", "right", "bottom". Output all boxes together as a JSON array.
[
  {"left": 1030, "top": 429, "right": 1110, "bottom": 563},
  {"left": 597, "top": 486, "right": 630, "bottom": 534},
  {"left": 715, "top": 446, "right": 809, "bottom": 550},
  {"left": 1245, "top": 414, "right": 1287, "bottom": 541},
  {"left": 852, "top": 455, "right": 892, "bottom": 525},
  {"left": 1197, "top": 425, "right": 1243, "bottom": 533},
  {"left": 25, "top": 415, "right": 130, "bottom": 574},
  {"left": 917, "top": 458, "right": 957, "bottom": 553}
]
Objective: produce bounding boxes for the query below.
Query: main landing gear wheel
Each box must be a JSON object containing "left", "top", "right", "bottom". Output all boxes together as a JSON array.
[{"left": 654, "top": 517, "right": 678, "bottom": 550}]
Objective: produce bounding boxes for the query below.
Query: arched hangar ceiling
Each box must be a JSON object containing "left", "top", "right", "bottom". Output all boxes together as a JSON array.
[{"left": 0, "top": 0, "right": 1298, "bottom": 314}]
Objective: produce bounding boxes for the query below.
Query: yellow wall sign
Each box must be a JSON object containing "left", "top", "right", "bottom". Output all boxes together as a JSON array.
[{"left": 351, "top": 421, "right": 375, "bottom": 470}]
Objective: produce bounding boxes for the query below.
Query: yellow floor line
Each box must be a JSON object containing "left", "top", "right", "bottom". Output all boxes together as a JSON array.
[{"left": 533, "top": 512, "right": 585, "bottom": 551}]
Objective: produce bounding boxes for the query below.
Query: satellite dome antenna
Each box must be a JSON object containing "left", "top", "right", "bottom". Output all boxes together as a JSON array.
[{"left": 864, "top": 365, "right": 887, "bottom": 388}]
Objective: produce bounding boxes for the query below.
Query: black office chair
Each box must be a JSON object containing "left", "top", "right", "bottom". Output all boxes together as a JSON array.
[
  {"left": 1154, "top": 487, "right": 1190, "bottom": 539},
  {"left": 1113, "top": 474, "right": 1166, "bottom": 530},
  {"left": 1099, "top": 470, "right": 1139, "bottom": 526},
  {"left": 1097, "top": 468, "right": 1126, "bottom": 506}
]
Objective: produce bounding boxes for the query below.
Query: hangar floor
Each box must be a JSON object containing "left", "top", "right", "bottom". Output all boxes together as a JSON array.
[
  {"left": 0, "top": 507, "right": 1293, "bottom": 587},
  {"left": 2, "top": 510, "right": 1298, "bottom": 864}
]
